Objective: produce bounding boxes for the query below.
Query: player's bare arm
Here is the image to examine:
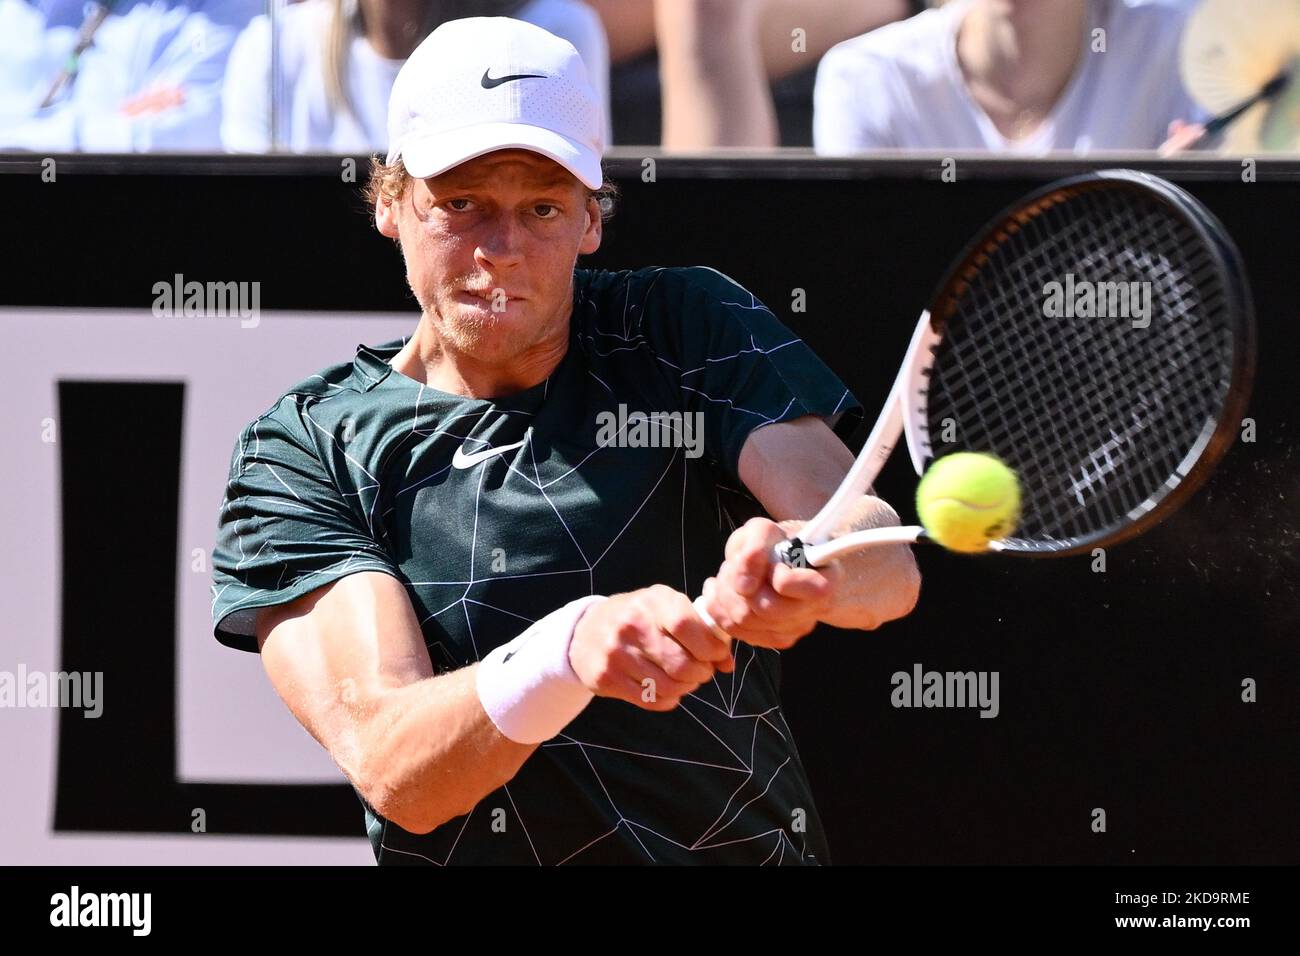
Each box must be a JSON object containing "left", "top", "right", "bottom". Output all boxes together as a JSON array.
[
  {"left": 255, "top": 571, "right": 541, "bottom": 835},
  {"left": 701, "top": 415, "right": 922, "bottom": 647},
  {"left": 257, "top": 570, "right": 733, "bottom": 833},
  {"left": 212, "top": 18, "right": 896, "bottom": 863}
]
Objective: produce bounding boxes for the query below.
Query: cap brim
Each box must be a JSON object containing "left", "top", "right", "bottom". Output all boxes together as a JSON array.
[{"left": 395, "top": 122, "right": 603, "bottom": 190}]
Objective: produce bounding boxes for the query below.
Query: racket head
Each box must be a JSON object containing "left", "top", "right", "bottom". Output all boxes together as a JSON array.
[{"left": 906, "top": 170, "right": 1256, "bottom": 556}]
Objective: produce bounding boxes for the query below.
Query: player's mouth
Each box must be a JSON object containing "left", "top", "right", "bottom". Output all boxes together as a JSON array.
[{"left": 458, "top": 287, "right": 524, "bottom": 306}]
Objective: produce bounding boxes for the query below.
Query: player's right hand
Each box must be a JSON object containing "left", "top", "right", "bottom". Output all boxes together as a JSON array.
[{"left": 569, "top": 585, "right": 734, "bottom": 712}]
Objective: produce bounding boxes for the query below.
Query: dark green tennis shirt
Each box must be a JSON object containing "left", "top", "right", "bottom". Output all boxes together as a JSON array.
[{"left": 211, "top": 265, "right": 862, "bottom": 865}]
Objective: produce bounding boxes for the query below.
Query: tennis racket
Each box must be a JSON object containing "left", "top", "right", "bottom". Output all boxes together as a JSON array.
[{"left": 695, "top": 169, "right": 1255, "bottom": 629}]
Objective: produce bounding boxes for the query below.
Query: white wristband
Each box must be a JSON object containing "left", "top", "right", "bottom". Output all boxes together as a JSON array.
[{"left": 475, "top": 595, "right": 607, "bottom": 744}]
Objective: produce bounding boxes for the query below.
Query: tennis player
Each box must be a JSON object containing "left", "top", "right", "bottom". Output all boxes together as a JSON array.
[{"left": 211, "top": 16, "right": 919, "bottom": 865}]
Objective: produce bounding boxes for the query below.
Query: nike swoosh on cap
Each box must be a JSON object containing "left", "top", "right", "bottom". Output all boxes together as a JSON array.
[
  {"left": 452, "top": 435, "right": 529, "bottom": 469},
  {"left": 481, "top": 69, "right": 547, "bottom": 89}
]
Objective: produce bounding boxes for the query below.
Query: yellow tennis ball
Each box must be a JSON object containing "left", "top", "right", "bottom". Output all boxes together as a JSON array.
[{"left": 916, "top": 453, "right": 1021, "bottom": 553}]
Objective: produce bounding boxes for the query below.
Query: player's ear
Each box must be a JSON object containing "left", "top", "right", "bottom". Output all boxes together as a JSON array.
[
  {"left": 579, "top": 195, "right": 602, "bottom": 255},
  {"left": 375, "top": 194, "right": 400, "bottom": 239}
]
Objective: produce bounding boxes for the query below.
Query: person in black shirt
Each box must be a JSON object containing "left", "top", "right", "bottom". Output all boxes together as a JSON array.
[{"left": 211, "top": 17, "right": 919, "bottom": 864}]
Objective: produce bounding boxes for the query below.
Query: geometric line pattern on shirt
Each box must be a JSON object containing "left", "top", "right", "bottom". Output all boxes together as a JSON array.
[
  {"left": 357, "top": 303, "right": 818, "bottom": 862},
  {"left": 216, "top": 267, "right": 839, "bottom": 863}
]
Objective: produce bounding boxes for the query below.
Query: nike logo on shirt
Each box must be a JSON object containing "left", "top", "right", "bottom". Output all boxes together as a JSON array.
[
  {"left": 452, "top": 436, "right": 529, "bottom": 469},
  {"left": 481, "top": 69, "right": 546, "bottom": 89}
]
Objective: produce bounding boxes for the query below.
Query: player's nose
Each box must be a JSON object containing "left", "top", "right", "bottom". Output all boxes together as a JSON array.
[{"left": 474, "top": 212, "right": 527, "bottom": 270}]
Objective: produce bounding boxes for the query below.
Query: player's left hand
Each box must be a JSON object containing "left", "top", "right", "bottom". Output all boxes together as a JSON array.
[{"left": 700, "top": 517, "right": 844, "bottom": 650}]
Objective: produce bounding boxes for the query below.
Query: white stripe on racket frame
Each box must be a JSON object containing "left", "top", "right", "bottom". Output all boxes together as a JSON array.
[{"left": 692, "top": 311, "right": 1005, "bottom": 636}]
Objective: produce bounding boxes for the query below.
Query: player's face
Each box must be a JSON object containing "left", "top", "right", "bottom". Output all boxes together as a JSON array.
[{"left": 380, "top": 149, "right": 602, "bottom": 365}]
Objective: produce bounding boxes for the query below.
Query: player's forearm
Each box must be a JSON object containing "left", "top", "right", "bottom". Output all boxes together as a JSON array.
[
  {"left": 357, "top": 664, "right": 539, "bottom": 834},
  {"left": 781, "top": 496, "right": 921, "bottom": 630},
  {"left": 656, "top": 0, "right": 777, "bottom": 148}
]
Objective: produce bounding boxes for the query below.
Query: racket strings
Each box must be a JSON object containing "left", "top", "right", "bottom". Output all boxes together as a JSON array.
[
  {"left": 1032, "top": 198, "right": 1219, "bottom": 534},
  {"left": 924, "top": 185, "right": 1236, "bottom": 550},
  {"left": 1035, "top": 195, "right": 1221, "bottom": 535},
  {"left": 950, "top": 208, "right": 1130, "bottom": 530}
]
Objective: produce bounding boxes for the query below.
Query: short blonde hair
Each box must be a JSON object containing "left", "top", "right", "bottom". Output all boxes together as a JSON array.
[{"left": 364, "top": 155, "right": 620, "bottom": 222}]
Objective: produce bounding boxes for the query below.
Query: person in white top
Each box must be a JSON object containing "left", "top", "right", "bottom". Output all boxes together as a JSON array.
[
  {"left": 221, "top": 0, "right": 609, "bottom": 153},
  {"left": 813, "top": 0, "right": 1204, "bottom": 154}
]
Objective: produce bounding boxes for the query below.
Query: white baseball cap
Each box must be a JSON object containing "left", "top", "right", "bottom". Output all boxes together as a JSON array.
[{"left": 385, "top": 17, "right": 606, "bottom": 190}]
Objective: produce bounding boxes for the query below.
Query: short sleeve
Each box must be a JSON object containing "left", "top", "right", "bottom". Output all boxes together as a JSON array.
[
  {"left": 645, "top": 267, "right": 863, "bottom": 485},
  {"left": 814, "top": 43, "right": 896, "bottom": 153},
  {"left": 210, "top": 400, "right": 401, "bottom": 652}
]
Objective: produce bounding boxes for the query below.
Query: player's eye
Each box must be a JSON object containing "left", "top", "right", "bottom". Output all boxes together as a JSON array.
[
  {"left": 445, "top": 198, "right": 476, "bottom": 212},
  {"left": 533, "top": 203, "right": 559, "bottom": 220}
]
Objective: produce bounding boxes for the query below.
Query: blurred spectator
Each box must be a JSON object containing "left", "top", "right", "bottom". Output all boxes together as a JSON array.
[
  {"left": 814, "top": 0, "right": 1203, "bottom": 154},
  {"left": 0, "top": 0, "right": 259, "bottom": 151},
  {"left": 589, "top": 0, "right": 907, "bottom": 148},
  {"left": 221, "top": 0, "right": 609, "bottom": 153}
]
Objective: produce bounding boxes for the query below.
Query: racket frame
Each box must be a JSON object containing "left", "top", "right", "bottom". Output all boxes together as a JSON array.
[{"left": 786, "top": 169, "right": 1256, "bottom": 565}]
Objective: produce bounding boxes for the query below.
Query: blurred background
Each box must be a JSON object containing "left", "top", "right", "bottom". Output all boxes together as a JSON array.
[{"left": 2, "top": 0, "right": 1298, "bottom": 157}]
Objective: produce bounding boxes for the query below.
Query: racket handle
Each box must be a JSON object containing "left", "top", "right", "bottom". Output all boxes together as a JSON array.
[
  {"left": 692, "top": 527, "right": 938, "bottom": 648},
  {"left": 689, "top": 535, "right": 837, "bottom": 638},
  {"left": 691, "top": 536, "right": 801, "bottom": 636},
  {"left": 803, "top": 525, "right": 924, "bottom": 564},
  {"left": 692, "top": 593, "right": 732, "bottom": 638},
  {"left": 689, "top": 530, "right": 874, "bottom": 635}
]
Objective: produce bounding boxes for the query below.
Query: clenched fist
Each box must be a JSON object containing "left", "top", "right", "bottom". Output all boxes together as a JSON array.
[{"left": 569, "top": 584, "right": 734, "bottom": 711}]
